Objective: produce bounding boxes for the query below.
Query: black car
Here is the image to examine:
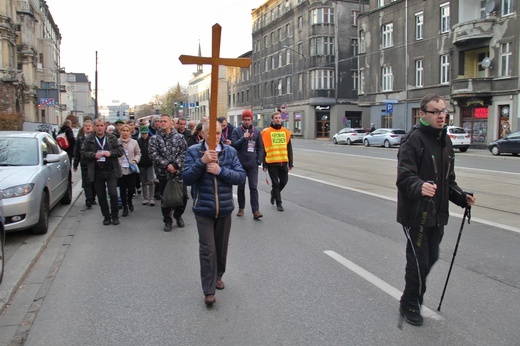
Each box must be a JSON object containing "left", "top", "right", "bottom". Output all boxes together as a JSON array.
[{"left": 488, "top": 131, "right": 520, "bottom": 156}]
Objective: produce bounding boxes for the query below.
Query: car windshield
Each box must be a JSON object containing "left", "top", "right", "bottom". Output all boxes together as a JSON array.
[
  {"left": 392, "top": 130, "right": 406, "bottom": 134},
  {"left": 0, "top": 138, "right": 39, "bottom": 165},
  {"left": 354, "top": 129, "right": 366, "bottom": 133},
  {"left": 450, "top": 127, "right": 466, "bottom": 134}
]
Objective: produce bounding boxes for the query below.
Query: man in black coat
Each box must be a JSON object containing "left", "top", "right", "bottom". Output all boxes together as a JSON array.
[{"left": 396, "top": 94, "right": 475, "bottom": 327}]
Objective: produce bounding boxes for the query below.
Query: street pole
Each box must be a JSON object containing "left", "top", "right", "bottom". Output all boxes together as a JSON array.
[{"left": 95, "top": 51, "right": 98, "bottom": 118}]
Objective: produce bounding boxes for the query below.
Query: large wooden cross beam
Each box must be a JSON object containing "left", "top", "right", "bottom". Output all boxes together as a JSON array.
[{"left": 179, "top": 23, "right": 252, "bottom": 150}]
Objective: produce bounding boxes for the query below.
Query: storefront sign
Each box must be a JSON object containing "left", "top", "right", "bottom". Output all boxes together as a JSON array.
[
  {"left": 474, "top": 107, "right": 488, "bottom": 118},
  {"left": 315, "top": 105, "right": 330, "bottom": 111}
]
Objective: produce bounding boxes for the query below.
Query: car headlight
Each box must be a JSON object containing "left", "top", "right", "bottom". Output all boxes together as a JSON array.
[{"left": 1, "top": 184, "right": 35, "bottom": 199}]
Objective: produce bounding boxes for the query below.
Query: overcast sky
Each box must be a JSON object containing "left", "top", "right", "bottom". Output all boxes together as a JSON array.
[{"left": 46, "top": 0, "right": 262, "bottom": 107}]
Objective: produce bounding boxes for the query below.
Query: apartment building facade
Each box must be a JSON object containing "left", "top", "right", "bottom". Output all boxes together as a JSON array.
[
  {"left": 250, "top": 0, "right": 369, "bottom": 138},
  {"left": 358, "top": 0, "right": 518, "bottom": 147},
  {"left": 0, "top": 0, "right": 64, "bottom": 129}
]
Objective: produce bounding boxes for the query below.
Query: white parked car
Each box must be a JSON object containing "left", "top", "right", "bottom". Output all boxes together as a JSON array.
[
  {"left": 363, "top": 128, "right": 406, "bottom": 148},
  {"left": 0, "top": 132, "right": 72, "bottom": 234},
  {"left": 332, "top": 128, "right": 367, "bottom": 145},
  {"left": 447, "top": 126, "right": 470, "bottom": 152}
]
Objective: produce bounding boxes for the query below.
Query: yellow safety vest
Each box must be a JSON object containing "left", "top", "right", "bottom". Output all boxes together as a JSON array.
[{"left": 262, "top": 127, "right": 291, "bottom": 163}]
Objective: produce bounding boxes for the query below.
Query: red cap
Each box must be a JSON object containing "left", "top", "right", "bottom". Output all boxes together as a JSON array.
[{"left": 242, "top": 109, "right": 253, "bottom": 120}]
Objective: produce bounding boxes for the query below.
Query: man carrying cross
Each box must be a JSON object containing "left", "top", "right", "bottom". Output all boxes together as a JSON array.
[{"left": 179, "top": 24, "right": 250, "bottom": 306}]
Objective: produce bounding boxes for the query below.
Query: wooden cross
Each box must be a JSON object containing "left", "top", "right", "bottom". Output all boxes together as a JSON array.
[{"left": 179, "top": 23, "right": 252, "bottom": 150}]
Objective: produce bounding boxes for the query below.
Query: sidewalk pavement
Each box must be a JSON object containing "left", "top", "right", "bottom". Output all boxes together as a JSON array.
[{"left": 0, "top": 172, "right": 83, "bottom": 314}]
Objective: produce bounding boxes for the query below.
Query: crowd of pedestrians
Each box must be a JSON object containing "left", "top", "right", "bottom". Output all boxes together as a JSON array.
[{"left": 73, "top": 110, "right": 294, "bottom": 306}]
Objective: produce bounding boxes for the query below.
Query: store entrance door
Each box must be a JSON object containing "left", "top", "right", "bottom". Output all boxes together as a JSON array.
[{"left": 316, "top": 113, "right": 330, "bottom": 138}]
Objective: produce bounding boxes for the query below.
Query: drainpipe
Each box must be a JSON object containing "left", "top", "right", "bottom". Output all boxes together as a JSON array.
[{"left": 404, "top": 0, "right": 409, "bottom": 131}]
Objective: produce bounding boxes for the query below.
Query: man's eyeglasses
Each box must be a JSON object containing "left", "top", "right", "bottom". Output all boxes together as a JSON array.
[{"left": 422, "top": 109, "right": 450, "bottom": 116}]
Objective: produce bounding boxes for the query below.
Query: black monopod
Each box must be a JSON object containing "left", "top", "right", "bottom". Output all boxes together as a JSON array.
[{"left": 437, "top": 192, "right": 473, "bottom": 312}]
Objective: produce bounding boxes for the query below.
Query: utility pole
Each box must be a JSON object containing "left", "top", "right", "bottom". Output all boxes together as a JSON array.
[{"left": 95, "top": 51, "right": 98, "bottom": 118}]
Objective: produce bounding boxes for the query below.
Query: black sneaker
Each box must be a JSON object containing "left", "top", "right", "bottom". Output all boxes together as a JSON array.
[
  {"left": 270, "top": 191, "right": 275, "bottom": 205},
  {"left": 399, "top": 306, "right": 423, "bottom": 326},
  {"left": 103, "top": 217, "right": 111, "bottom": 226},
  {"left": 176, "top": 217, "right": 185, "bottom": 228},
  {"left": 112, "top": 217, "right": 120, "bottom": 226},
  {"left": 86, "top": 200, "right": 92, "bottom": 208},
  {"left": 163, "top": 222, "right": 173, "bottom": 232},
  {"left": 276, "top": 203, "right": 284, "bottom": 212}
]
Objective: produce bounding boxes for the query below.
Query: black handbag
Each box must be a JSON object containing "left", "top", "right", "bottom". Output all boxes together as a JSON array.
[{"left": 162, "top": 179, "right": 183, "bottom": 208}]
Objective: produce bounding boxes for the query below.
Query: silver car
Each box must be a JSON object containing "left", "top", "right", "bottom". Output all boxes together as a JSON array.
[
  {"left": 363, "top": 128, "right": 406, "bottom": 148},
  {"left": 0, "top": 132, "right": 72, "bottom": 234}
]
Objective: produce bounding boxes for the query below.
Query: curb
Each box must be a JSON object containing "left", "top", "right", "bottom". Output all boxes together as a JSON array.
[{"left": 0, "top": 181, "right": 83, "bottom": 314}]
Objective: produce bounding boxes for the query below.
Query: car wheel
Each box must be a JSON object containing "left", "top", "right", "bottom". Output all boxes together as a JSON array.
[
  {"left": 490, "top": 145, "right": 501, "bottom": 156},
  {"left": 513, "top": 153, "right": 518, "bottom": 156},
  {"left": 364, "top": 139, "right": 370, "bottom": 147},
  {"left": 346, "top": 138, "right": 352, "bottom": 145},
  {"left": 32, "top": 193, "right": 49, "bottom": 235},
  {"left": 459, "top": 147, "right": 468, "bottom": 153},
  {"left": 0, "top": 226, "right": 4, "bottom": 284},
  {"left": 60, "top": 178, "right": 72, "bottom": 205},
  {"left": 333, "top": 138, "right": 338, "bottom": 144},
  {"left": 384, "top": 140, "right": 391, "bottom": 148}
]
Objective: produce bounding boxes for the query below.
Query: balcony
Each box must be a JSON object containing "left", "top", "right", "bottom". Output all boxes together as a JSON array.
[
  {"left": 452, "top": 18, "right": 495, "bottom": 45},
  {"left": 16, "top": 1, "right": 34, "bottom": 16},
  {"left": 450, "top": 78, "right": 493, "bottom": 98}
]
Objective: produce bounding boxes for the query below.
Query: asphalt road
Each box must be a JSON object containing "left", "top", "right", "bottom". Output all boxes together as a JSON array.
[{"left": 1, "top": 140, "right": 518, "bottom": 345}]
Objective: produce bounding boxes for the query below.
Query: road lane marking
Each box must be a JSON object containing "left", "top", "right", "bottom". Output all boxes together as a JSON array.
[
  {"left": 290, "top": 173, "right": 520, "bottom": 234},
  {"left": 324, "top": 250, "right": 443, "bottom": 321}
]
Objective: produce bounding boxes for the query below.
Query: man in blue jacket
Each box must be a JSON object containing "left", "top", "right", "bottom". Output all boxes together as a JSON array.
[
  {"left": 231, "top": 109, "right": 264, "bottom": 219},
  {"left": 183, "top": 121, "right": 246, "bottom": 306}
]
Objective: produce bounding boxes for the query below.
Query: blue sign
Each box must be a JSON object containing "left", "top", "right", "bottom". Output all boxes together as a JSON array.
[{"left": 386, "top": 103, "right": 394, "bottom": 113}]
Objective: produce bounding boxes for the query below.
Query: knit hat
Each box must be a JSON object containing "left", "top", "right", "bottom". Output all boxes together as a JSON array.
[
  {"left": 115, "top": 119, "right": 125, "bottom": 124},
  {"left": 152, "top": 115, "right": 161, "bottom": 123},
  {"left": 242, "top": 109, "right": 253, "bottom": 120},
  {"left": 140, "top": 125, "right": 149, "bottom": 134}
]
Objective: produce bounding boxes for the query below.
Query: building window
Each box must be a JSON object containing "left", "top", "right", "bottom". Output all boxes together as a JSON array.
[
  {"left": 286, "top": 49, "right": 291, "bottom": 65},
  {"left": 378, "top": 0, "right": 384, "bottom": 7},
  {"left": 415, "top": 12, "right": 423, "bottom": 40},
  {"left": 415, "top": 59, "right": 424, "bottom": 87},
  {"left": 502, "top": 0, "right": 514, "bottom": 15},
  {"left": 298, "top": 42, "right": 303, "bottom": 57},
  {"left": 352, "top": 71, "right": 358, "bottom": 90},
  {"left": 310, "top": 8, "right": 334, "bottom": 25},
  {"left": 360, "top": 31, "right": 366, "bottom": 53},
  {"left": 287, "top": 77, "right": 291, "bottom": 94},
  {"left": 278, "top": 79, "right": 283, "bottom": 95},
  {"left": 500, "top": 42, "right": 512, "bottom": 77},
  {"left": 263, "top": 36, "right": 267, "bottom": 48},
  {"left": 286, "top": 23, "right": 291, "bottom": 37},
  {"left": 272, "top": 56, "right": 276, "bottom": 69},
  {"left": 279, "top": 52, "right": 283, "bottom": 68},
  {"left": 352, "top": 38, "right": 358, "bottom": 56},
  {"left": 278, "top": 28, "right": 282, "bottom": 41},
  {"left": 311, "top": 70, "right": 335, "bottom": 90},
  {"left": 440, "top": 54, "right": 450, "bottom": 84},
  {"left": 382, "top": 23, "right": 393, "bottom": 48},
  {"left": 264, "top": 83, "right": 268, "bottom": 97},
  {"left": 298, "top": 16, "right": 303, "bottom": 31},
  {"left": 359, "top": 69, "right": 365, "bottom": 94},
  {"left": 382, "top": 66, "right": 393, "bottom": 91},
  {"left": 298, "top": 73, "right": 303, "bottom": 92},
  {"left": 310, "top": 36, "right": 335, "bottom": 56},
  {"left": 440, "top": 3, "right": 450, "bottom": 33},
  {"left": 265, "top": 58, "right": 269, "bottom": 72},
  {"left": 271, "top": 32, "right": 275, "bottom": 45},
  {"left": 352, "top": 10, "right": 359, "bottom": 26}
]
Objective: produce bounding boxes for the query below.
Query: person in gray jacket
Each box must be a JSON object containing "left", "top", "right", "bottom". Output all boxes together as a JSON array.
[
  {"left": 183, "top": 121, "right": 246, "bottom": 306},
  {"left": 231, "top": 109, "right": 264, "bottom": 219}
]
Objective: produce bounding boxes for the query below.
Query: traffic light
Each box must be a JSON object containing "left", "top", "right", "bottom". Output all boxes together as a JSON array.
[
  {"left": 180, "top": 101, "right": 184, "bottom": 108},
  {"left": 196, "top": 101, "right": 199, "bottom": 108},
  {"left": 174, "top": 102, "right": 178, "bottom": 107},
  {"left": 117, "top": 111, "right": 120, "bottom": 117}
]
